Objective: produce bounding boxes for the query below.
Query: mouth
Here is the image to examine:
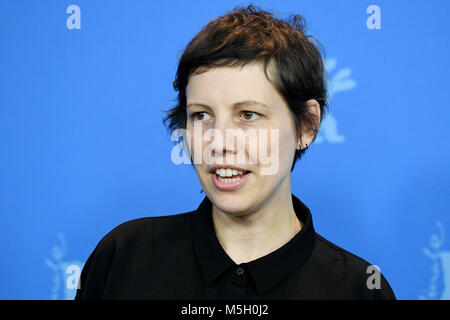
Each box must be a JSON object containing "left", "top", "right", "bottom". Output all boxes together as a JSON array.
[{"left": 209, "top": 166, "right": 252, "bottom": 191}]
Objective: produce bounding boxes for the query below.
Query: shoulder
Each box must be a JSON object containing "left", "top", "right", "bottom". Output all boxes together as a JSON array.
[
  {"left": 309, "top": 232, "right": 396, "bottom": 299},
  {"left": 75, "top": 209, "right": 197, "bottom": 299},
  {"left": 96, "top": 210, "right": 197, "bottom": 252},
  {"left": 313, "top": 232, "right": 372, "bottom": 268}
]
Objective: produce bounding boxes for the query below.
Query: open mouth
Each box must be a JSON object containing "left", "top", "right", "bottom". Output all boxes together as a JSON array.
[
  {"left": 216, "top": 171, "right": 250, "bottom": 183},
  {"left": 214, "top": 168, "right": 251, "bottom": 184}
]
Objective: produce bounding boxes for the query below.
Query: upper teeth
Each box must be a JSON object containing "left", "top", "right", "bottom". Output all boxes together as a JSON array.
[{"left": 215, "top": 168, "right": 244, "bottom": 177}]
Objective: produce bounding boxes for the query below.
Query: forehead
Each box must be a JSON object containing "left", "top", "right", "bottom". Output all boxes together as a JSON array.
[{"left": 186, "top": 62, "right": 280, "bottom": 106}]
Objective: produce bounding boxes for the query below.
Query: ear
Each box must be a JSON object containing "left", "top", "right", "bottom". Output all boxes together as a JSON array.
[{"left": 296, "top": 99, "right": 321, "bottom": 150}]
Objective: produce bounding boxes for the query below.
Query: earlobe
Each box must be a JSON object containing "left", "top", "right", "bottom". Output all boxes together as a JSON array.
[{"left": 296, "top": 142, "right": 309, "bottom": 151}]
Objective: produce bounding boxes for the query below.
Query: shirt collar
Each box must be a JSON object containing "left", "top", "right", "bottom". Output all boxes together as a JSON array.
[{"left": 190, "top": 193, "right": 316, "bottom": 296}]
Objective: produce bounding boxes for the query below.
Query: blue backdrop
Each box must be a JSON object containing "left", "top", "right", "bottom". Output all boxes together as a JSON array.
[{"left": 1, "top": 0, "right": 449, "bottom": 300}]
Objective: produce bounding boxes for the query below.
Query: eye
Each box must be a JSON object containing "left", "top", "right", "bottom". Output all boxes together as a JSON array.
[
  {"left": 240, "top": 111, "right": 260, "bottom": 121},
  {"left": 191, "top": 112, "right": 211, "bottom": 121}
]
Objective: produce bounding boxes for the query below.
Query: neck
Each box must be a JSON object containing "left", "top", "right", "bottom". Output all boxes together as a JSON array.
[{"left": 212, "top": 185, "right": 302, "bottom": 264}]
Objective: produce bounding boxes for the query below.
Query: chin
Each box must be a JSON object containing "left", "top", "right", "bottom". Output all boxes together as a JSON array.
[{"left": 209, "top": 190, "right": 256, "bottom": 216}]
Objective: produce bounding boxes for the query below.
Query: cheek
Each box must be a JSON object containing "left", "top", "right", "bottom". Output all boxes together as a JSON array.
[
  {"left": 185, "top": 125, "right": 204, "bottom": 159},
  {"left": 248, "top": 127, "right": 294, "bottom": 177},
  {"left": 279, "top": 128, "right": 296, "bottom": 152},
  {"left": 184, "top": 127, "right": 194, "bottom": 158},
  {"left": 273, "top": 128, "right": 297, "bottom": 169}
]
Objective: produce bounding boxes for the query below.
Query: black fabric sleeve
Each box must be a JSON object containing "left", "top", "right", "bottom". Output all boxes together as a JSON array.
[
  {"left": 356, "top": 264, "right": 397, "bottom": 300},
  {"left": 74, "top": 235, "right": 115, "bottom": 300},
  {"left": 370, "top": 272, "right": 397, "bottom": 300}
]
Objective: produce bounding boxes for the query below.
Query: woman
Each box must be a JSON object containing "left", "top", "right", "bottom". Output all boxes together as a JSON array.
[{"left": 75, "top": 5, "right": 396, "bottom": 300}]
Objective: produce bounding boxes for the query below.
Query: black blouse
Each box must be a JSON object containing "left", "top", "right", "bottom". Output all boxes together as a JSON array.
[{"left": 75, "top": 193, "right": 396, "bottom": 300}]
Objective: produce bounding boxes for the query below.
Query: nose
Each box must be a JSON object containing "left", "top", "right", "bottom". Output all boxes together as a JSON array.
[{"left": 207, "top": 114, "right": 238, "bottom": 159}]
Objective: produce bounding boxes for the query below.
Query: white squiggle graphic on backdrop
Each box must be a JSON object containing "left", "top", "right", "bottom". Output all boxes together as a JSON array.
[
  {"left": 316, "top": 58, "right": 356, "bottom": 144},
  {"left": 419, "top": 221, "right": 450, "bottom": 300},
  {"left": 45, "top": 232, "right": 83, "bottom": 300}
]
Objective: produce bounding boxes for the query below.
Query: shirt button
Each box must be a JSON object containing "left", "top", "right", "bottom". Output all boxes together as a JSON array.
[{"left": 235, "top": 267, "right": 245, "bottom": 276}]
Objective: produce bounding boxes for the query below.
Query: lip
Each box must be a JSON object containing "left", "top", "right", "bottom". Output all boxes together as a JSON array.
[{"left": 211, "top": 171, "right": 252, "bottom": 191}]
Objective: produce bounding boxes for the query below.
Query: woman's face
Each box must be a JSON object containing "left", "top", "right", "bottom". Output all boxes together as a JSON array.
[{"left": 185, "top": 62, "right": 303, "bottom": 216}]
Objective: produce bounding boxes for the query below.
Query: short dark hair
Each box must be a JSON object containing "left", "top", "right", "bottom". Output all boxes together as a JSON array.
[{"left": 163, "top": 4, "right": 328, "bottom": 171}]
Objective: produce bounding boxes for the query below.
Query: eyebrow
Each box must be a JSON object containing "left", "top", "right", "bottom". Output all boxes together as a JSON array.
[{"left": 187, "top": 100, "right": 270, "bottom": 110}]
